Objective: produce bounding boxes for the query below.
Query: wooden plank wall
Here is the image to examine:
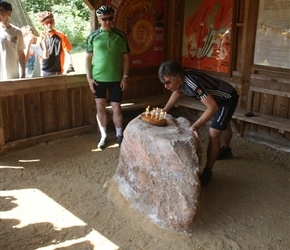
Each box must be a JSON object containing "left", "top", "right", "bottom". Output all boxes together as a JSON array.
[
  {"left": 122, "top": 69, "right": 164, "bottom": 100},
  {"left": 0, "top": 73, "right": 164, "bottom": 154},
  {"left": 0, "top": 75, "right": 94, "bottom": 153},
  {"left": 248, "top": 68, "right": 290, "bottom": 140}
]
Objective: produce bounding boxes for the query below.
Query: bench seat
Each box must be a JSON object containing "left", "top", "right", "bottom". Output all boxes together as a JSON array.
[{"left": 176, "top": 97, "right": 290, "bottom": 136}]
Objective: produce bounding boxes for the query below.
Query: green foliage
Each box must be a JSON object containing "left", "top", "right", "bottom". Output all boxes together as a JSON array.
[
  {"left": 22, "top": 0, "right": 52, "bottom": 13},
  {"left": 71, "top": 0, "right": 90, "bottom": 21},
  {"left": 22, "top": 0, "right": 89, "bottom": 21},
  {"left": 21, "top": 0, "right": 90, "bottom": 49}
]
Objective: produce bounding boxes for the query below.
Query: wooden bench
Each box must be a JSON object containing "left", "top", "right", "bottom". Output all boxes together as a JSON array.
[
  {"left": 106, "top": 95, "right": 168, "bottom": 113},
  {"left": 176, "top": 97, "right": 290, "bottom": 136}
]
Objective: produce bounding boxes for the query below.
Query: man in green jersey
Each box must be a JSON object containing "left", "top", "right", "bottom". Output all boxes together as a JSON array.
[{"left": 85, "top": 5, "right": 130, "bottom": 149}]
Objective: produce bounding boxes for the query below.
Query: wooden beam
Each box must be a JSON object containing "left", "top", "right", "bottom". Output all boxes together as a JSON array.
[
  {"left": 239, "top": 0, "right": 259, "bottom": 109},
  {"left": 249, "top": 86, "right": 290, "bottom": 98},
  {"left": 84, "top": 0, "right": 94, "bottom": 10},
  {"left": 0, "top": 75, "right": 89, "bottom": 97}
]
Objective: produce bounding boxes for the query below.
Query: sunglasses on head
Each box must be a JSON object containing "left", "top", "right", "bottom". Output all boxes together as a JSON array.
[{"left": 101, "top": 16, "right": 113, "bottom": 21}]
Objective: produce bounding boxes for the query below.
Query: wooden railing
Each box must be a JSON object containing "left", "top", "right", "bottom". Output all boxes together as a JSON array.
[
  {"left": 247, "top": 71, "right": 290, "bottom": 139},
  {"left": 0, "top": 73, "right": 165, "bottom": 154},
  {"left": 0, "top": 75, "right": 95, "bottom": 154}
]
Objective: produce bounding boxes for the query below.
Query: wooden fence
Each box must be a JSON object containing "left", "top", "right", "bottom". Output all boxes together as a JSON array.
[
  {"left": 0, "top": 75, "right": 94, "bottom": 154},
  {"left": 0, "top": 73, "right": 165, "bottom": 154}
]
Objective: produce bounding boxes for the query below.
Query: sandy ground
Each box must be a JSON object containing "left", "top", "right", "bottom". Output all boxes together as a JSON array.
[{"left": 0, "top": 113, "right": 289, "bottom": 250}]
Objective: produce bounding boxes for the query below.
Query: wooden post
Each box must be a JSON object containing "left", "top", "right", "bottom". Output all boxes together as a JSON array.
[
  {"left": 239, "top": 0, "right": 259, "bottom": 109},
  {"left": 0, "top": 99, "right": 5, "bottom": 148}
]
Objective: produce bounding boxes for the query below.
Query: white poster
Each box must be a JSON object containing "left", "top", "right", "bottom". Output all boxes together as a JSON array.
[{"left": 254, "top": 0, "right": 290, "bottom": 69}]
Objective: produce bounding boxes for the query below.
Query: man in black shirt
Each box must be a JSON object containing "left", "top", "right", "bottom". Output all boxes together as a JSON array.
[
  {"left": 159, "top": 61, "right": 239, "bottom": 186},
  {"left": 38, "top": 11, "right": 75, "bottom": 76}
]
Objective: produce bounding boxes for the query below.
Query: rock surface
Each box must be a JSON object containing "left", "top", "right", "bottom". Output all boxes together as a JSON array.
[{"left": 114, "top": 114, "right": 201, "bottom": 233}]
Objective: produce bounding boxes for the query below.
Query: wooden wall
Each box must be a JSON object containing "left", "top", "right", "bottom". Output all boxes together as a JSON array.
[
  {"left": 0, "top": 73, "right": 164, "bottom": 154},
  {"left": 248, "top": 67, "right": 290, "bottom": 139},
  {"left": 0, "top": 75, "right": 93, "bottom": 154}
]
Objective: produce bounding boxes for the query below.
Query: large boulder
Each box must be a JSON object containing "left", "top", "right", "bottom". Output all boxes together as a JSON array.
[{"left": 114, "top": 114, "right": 201, "bottom": 233}]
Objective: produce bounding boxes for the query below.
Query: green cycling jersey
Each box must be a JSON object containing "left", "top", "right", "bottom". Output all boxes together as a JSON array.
[{"left": 86, "top": 27, "right": 130, "bottom": 82}]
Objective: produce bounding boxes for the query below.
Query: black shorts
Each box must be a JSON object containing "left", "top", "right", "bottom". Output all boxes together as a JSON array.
[
  {"left": 93, "top": 81, "right": 122, "bottom": 103},
  {"left": 211, "top": 92, "right": 239, "bottom": 130}
]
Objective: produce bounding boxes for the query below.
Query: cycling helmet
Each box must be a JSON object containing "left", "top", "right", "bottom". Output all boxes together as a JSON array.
[
  {"left": 39, "top": 11, "right": 54, "bottom": 23},
  {"left": 96, "top": 5, "right": 114, "bottom": 16}
]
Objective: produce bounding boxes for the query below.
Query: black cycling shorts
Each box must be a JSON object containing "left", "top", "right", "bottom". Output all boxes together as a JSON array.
[
  {"left": 210, "top": 92, "right": 239, "bottom": 131},
  {"left": 93, "top": 81, "right": 122, "bottom": 103}
]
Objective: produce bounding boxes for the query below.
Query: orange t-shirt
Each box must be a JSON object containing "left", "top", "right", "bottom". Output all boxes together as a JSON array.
[{"left": 41, "top": 30, "right": 72, "bottom": 73}]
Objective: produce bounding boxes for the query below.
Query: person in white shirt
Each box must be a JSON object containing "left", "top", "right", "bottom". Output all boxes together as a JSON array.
[
  {"left": 0, "top": 1, "right": 25, "bottom": 80},
  {"left": 21, "top": 25, "right": 48, "bottom": 78}
]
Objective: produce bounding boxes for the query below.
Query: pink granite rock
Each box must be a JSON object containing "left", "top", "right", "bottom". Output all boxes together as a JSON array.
[{"left": 114, "top": 114, "right": 201, "bottom": 233}]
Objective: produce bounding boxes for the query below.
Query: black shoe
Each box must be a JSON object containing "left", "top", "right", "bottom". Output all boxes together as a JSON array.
[
  {"left": 117, "top": 135, "right": 123, "bottom": 146},
  {"left": 98, "top": 137, "right": 107, "bottom": 149},
  {"left": 217, "top": 146, "right": 233, "bottom": 160},
  {"left": 199, "top": 167, "right": 212, "bottom": 186}
]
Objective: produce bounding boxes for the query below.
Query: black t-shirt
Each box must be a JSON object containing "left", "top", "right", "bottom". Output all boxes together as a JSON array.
[{"left": 180, "top": 70, "right": 235, "bottom": 104}]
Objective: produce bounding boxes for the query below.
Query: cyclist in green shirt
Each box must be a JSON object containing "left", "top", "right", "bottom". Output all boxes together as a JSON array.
[{"left": 85, "top": 5, "right": 130, "bottom": 149}]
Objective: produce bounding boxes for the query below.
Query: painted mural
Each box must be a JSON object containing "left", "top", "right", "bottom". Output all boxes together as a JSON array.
[
  {"left": 182, "top": 0, "right": 234, "bottom": 73},
  {"left": 106, "top": 0, "right": 166, "bottom": 68}
]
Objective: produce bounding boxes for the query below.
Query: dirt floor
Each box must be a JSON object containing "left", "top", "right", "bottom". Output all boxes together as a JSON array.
[{"left": 0, "top": 113, "right": 289, "bottom": 250}]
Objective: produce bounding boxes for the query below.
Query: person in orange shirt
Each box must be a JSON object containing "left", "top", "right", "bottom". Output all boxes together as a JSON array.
[{"left": 38, "top": 11, "right": 75, "bottom": 76}]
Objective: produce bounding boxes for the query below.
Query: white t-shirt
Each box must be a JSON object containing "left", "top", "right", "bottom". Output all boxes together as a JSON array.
[
  {"left": 0, "top": 24, "right": 25, "bottom": 81},
  {"left": 26, "top": 44, "right": 44, "bottom": 78}
]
